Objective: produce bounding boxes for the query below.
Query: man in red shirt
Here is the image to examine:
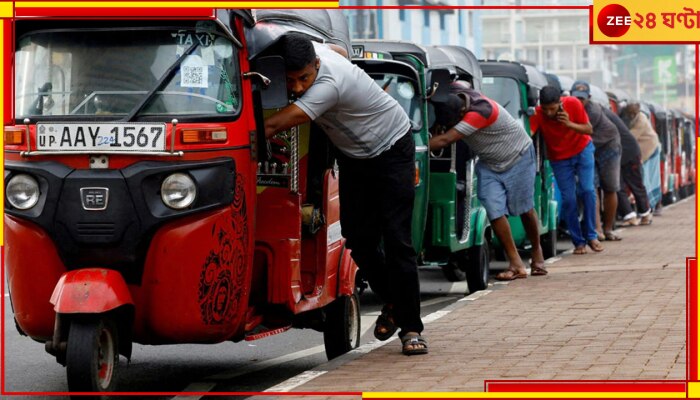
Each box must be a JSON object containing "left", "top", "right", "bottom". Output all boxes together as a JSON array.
[{"left": 530, "top": 86, "right": 604, "bottom": 254}]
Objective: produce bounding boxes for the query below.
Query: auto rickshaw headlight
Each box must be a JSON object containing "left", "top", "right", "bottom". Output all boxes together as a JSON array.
[
  {"left": 161, "top": 173, "right": 197, "bottom": 209},
  {"left": 6, "top": 174, "right": 40, "bottom": 210}
]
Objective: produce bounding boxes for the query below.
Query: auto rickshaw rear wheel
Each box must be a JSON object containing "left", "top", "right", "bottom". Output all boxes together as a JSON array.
[
  {"left": 466, "top": 239, "right": 490, "bottom": 294},
  {"left": 541, "top": 227, "right": 558, "bottom": 260},
  {"left": 66, "top": 316, "right": 119, "bottom": 393},
  {"left": 323, "top": 293, "right": 360, "bottom": 360}
]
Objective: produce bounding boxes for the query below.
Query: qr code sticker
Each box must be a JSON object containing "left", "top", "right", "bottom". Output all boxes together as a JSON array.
[{"left": 181, "top": 56, "right": 209, "bottom": 88}]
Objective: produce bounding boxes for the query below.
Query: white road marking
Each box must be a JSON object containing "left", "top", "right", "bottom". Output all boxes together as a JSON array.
[
  {"left": 458, "top": 289, "right": 492, "bottom": 302},
  {"left": 545, "top": 257, "right": 562, "bottom": 264},
  {"left": 264, "top": 370, "right": 328, "bottom": 392},
  {"left": 422, "top": 310, "right": 450, "bottom": 323},
  {"left": 174, "top": 280, "right": 487, "bottom": 396},
  {"left": 172, "top": 344, "right": 329, "bottom": 399}
]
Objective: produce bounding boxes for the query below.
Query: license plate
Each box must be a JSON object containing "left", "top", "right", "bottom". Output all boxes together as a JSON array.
[{"left": 36, "top": 123, "right": 166, "bottom": 152}]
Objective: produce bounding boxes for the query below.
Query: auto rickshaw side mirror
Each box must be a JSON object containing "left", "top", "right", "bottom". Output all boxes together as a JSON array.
[
  {"left": 526, "top": 86, "right": 538, "bottom": 107},
  {"left": 248, "top": 56, "right": 289, "bottom": 109},
  {"left": 426, "top": 69, "right": 451, "bottom": 103},
  {"left": 525, "top": 106, "right": 536, "bottom": 117}
]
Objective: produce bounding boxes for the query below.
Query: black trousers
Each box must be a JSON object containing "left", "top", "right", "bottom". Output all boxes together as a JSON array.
[
  {"left": 617, "top": 156, "right": 651, "bottom": 217},
  {"left": 336, "top": 132, "right": 423, "bottom": 335}
]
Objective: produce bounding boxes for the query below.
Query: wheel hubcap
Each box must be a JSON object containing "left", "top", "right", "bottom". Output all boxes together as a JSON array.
[{"left": 96, "top": 328, "right": 115, "bottom": 390}]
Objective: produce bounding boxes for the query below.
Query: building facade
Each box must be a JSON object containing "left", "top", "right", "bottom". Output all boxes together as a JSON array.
[{"left": 341, "top": 0, "right": 483, "bottom": 58}]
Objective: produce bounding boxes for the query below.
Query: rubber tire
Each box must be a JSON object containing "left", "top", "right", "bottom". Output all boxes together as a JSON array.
[
  {"left": 323, "top": 293, "right": 361, "bottom": 360},
  {"left": 441, "top": 257, "right": 466, "bottom": 282},
  {"left": 466, "top": 240, "right": 490, "bottom": 294},
  {"left": 541, "top": 228, "right": 558, "bottom": 260},
  {"left": 662, "top": 191, "right": 676, "bottom": 206},
  {"left": 66, "top": 317, "right": 119, "bottom": 393}
]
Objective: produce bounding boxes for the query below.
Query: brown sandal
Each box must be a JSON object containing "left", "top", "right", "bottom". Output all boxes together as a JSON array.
[
  {"left": 588, "top": 239, "right": 605, "bottom": 252},
  {"left": 373, "top": 305, "right": 397, "bottom": 341},
  {"left": 604, "top": 231, "right": 622, "bottom": 241},
  {"left": 400, "top": 333, "right": 428, "bottom": 356},
  {"left": 573, "top": 246, "right": 587, "bottom": 255},
  {"left": 495, "top": 268, "right": 527, "bottom": 281},
  {"left": 530, "top": 262, "right": 548, "bottom": 276}
]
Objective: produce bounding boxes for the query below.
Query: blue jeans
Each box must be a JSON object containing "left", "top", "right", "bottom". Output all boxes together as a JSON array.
[{"left": 550, "top": 141, "right": 597, "bottom": 247}]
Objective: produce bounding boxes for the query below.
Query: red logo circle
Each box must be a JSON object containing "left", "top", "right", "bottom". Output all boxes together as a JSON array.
[{"left": 597, "top": 4, "right": 631, "bottom": 37}]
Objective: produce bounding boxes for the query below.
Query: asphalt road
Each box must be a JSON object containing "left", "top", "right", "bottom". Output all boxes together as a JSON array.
[{"left": 3, "top": 239, "right": 571, "bottom": 399}]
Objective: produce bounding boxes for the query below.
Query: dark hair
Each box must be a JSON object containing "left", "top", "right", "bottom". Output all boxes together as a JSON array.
[
  {"left": 539, "top": 85, "right": 561, "bottom": 106},
  {"left": 433, "top": 94, "right": 465, "bottom": 128},
  {"left": 278, "top": 33, "right": 317, "bottom": 72}
]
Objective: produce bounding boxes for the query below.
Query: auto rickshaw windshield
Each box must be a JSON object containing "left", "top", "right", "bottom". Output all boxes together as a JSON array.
[
  {"left": 480, "top": 76, "right": 521, "bottom": 120},
  {"left": 15, "top": 26, "right": 241, "bottom": 120},
  {"left": 368, "top": 73, "right": 422, "bottom": 131}
]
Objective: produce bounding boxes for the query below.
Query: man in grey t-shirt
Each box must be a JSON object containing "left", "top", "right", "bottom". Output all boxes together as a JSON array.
[
  {"left": 429, "top": 84, "right": 546, "bottom": 280},
  {"left": 264, "top": 33, "right": 426, "bottom": 356},
  {"left": 571, "top": 81, "right": 622, "bottom": 242}
]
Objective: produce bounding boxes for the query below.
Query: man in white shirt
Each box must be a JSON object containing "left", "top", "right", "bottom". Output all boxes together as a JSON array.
[{"left": 264, "top": 33, "right": 427, "bottom": 356}]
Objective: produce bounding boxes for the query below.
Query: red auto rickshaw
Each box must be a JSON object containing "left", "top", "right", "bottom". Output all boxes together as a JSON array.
[{"left": 5, "top": 9, "right": 359, "bottom": 393}]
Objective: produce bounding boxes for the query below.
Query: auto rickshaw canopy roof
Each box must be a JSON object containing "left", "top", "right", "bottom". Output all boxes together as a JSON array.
[
  {"left": 430, "top": 45, "right": 482, "bottom": 91},
  {"left": 352, "top": 40, "right": 431, "bottom": 66},
  {"left": 589, "top": 84, "right": 611, "bottom": 109},
  {"left": 245, "top": 9, "right": 351, "bottom": 60},
  {"left": 545, "top": 72, "right": 562, "bottom": 93},
  {"left": 606, "top": 88, "right": 632, "bottom": 105},
  {"left": 479, "top": 61, "right": 528, "bottom": 83}
]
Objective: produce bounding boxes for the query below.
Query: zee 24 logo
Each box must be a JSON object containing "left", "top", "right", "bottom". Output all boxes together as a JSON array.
[{"left": 597, "top": 4, "right": 633, "bottom": 37}]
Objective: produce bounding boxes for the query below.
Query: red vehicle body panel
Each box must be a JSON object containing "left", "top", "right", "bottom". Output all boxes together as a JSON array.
[
  {"left": 5, "top": 215, "right": 67, "bottom": 340},
  {"left": 50, "top": 268, "right": 133, "bottom": 313}
]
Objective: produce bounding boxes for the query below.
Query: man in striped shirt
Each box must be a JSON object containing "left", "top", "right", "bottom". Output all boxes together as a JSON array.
[{"left": 430, "top": 83, "right": 546, "bottom": 280}]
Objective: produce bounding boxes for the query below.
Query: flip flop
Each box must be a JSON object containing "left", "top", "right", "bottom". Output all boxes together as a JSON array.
[
  {"left": 373, "top": 305, "right": 398, "bottom": 341},
  {"left": 495, "top": 269, "right": 527, "bottom": 281},
  {"left": 530, "top": 262, "right": 548, "bottom": 276},
  {"left": 604, "top": 231, "right": 622, "bottom": 241},
  {"left": 573, "top": 246, "right": 587, "bottom": 255},
  {"left": 588, "top": 239, "right": 605, "bottom": 252},
  {"left": 400, "top": 333, "right": 428, "bottom": 356}
]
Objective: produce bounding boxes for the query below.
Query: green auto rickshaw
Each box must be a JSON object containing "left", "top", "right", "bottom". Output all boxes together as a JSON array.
[{"left": 352, "top": 40, "right": 491, "bottom": 292}]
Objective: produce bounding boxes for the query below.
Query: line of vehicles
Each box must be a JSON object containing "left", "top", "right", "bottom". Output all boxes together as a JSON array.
[{"left": 4, "top": 8, "right": 696, "bottom": 394}]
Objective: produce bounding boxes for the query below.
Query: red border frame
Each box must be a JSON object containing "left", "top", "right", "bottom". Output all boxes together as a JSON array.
[{"left": 2, "top": 2, "right": 697, "bottom": 398}]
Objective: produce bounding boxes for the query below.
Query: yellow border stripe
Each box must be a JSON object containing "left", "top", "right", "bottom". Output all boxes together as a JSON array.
[
  {"left": 363, "top": 392, "right": 687, "bottom": 399},
  {"left": 689, "top": 382, "right": 700, "bottom": 398},
  {"left": 0, "top": 2, "right": 12, "bottom": 17},
  {"left": 15, "top": 1, "right": 339, "bottom": 8}
]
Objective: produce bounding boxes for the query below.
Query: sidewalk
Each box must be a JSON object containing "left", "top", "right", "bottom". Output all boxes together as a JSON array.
[{"left": 284, "top": 197, "right": 693, "bottom": 395}]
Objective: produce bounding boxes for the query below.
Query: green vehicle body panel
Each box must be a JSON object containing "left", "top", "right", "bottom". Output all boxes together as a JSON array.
[
  {"left": 352, "top": 47, "right": 489, "bottom": 264},
  {"left": 427, "top": 172, "right": 488, "bottom": 250}
]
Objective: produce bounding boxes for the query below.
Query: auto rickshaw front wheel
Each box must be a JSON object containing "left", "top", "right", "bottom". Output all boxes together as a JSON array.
[
  {"left": 323, "top": 293, "right": 361, "bottom": 360},
  {"left": 66, "top": 316, "right": 119, "bottom": 393}
]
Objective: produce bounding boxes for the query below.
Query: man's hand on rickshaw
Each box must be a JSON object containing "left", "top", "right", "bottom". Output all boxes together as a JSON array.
[{"left": 429, "top": 127, "right": 462, "bottom": 152}]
